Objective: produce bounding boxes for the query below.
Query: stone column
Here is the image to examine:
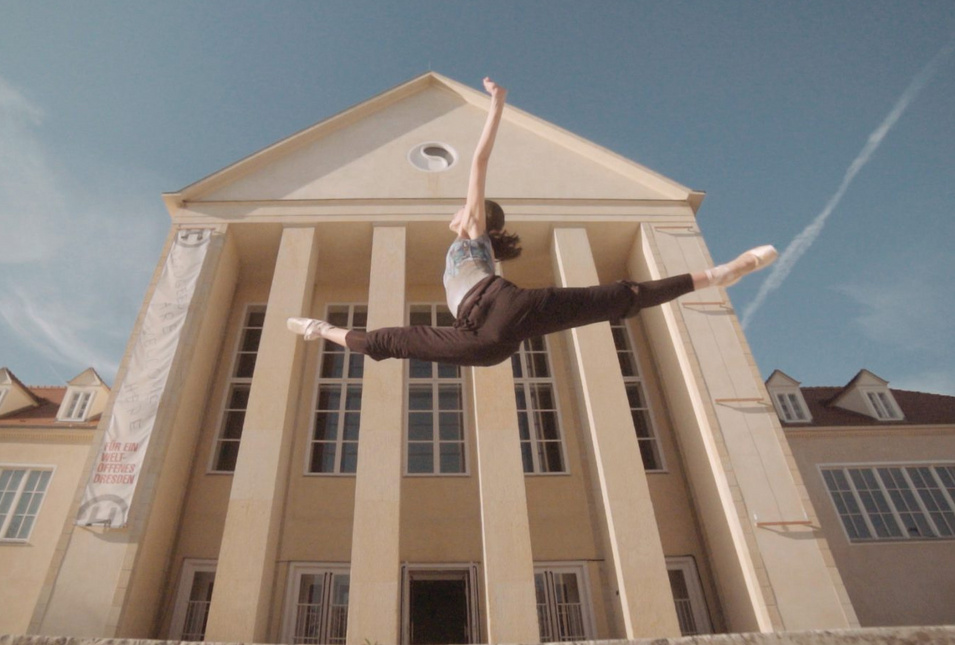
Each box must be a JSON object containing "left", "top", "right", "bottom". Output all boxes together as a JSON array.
[
  {"left": 471, "top": 358, "right": 540, "bottom": 644},
  {"left": 551, "top": 227, "right": 681, "bottom": 638},
  {"left": 204, "top": 226, "right": 319, "bottom": 642},
  {"left": 345, "top": 226, "right": 406, "bottom": 645}
]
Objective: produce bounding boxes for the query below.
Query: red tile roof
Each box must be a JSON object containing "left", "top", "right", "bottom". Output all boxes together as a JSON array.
[
  {"left": 0, "top": 386, "right": 100, "bottom": 427},
  {"left": 789, "top": 387, "right": 955, "bottom": 428}
]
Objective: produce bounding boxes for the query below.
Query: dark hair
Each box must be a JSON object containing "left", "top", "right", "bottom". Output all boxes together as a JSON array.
[{"left": 485, "top": 199, "right": 522, "bottom": 261}]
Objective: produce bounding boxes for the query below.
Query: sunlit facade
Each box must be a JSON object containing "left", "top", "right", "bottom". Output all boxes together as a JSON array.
[{"left": 6, "top": 73, "right": 858, "bottom": 643}]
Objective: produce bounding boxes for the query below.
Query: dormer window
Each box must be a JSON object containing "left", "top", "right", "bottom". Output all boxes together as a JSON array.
[
  {"left": 766, "top": 371, "right": 812, "bottom": 424},
  {"left": 773, "top": 391, "right": 810, "bottom": 423},
  {"left": 865, "top": 390, "right": 903, "bottom": 421},
  {"left": 60, "top": 390, "right": 94, "bottom": 422}
]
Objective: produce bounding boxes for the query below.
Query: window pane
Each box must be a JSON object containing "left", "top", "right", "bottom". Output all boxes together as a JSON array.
[
  {"left": 340, "top": 444, "right": 359, "bottom": 474},
  {"left": 241, "top": 327, "right": 262, "bottom": 352},
  {"left": 409, "top": 387, "right": 433, "bottom": 410},
  {"left": 317, "top": 387, "right": 342, "bottom": 411},
  {"left": 638, "top": 440, "right": 660, "bottom": 471},
  {"left": 313, "top": 413, "right": 340, "bottom": 441},
  {"left": 408, "top": 443, "right": 434, "bottom": 474},
  {"left": 223, "top": 411, "right": 245, "bottom": 439},
  {"left": 521, "top": 444, "right": 534, "bottom": 473},
  {"left": 439, "top": 443, "right": 464, "bottom": 473},
  {"left": 311, "top": 443, "right": 337, "bottom": 474},
  {"left": 342, "top": 413, "right": 361, "bottom": 441},
  {"left": 234, "top": 353, "right": 257, "bottom": 378},
  {"left": 215, "top": 441, "right": 240, "bottom": 472},
  {"left": 437, "top": 362, "right": 459, "bottom": 379},
  {"left": 537, "top": 410, "right": 560, "bottom": 441},
  {"left": 439, "top": 412, "right": 463, "bottom": 441},
  {"left": 246, "top": 310, "right": 265, "bottom": 328},
  {"left": 408, "top": 413, "right": 433, "bottom": 441},
  {"left": 438, "top": 386, "right": 461, "bottom": 410},
  {"left": 228, "top": 385, "right": 250, "bottom": 410},
  {"left": 347, "top": 353, "right": 365, "bottom": 379},
  {"left": 320, "top": 351, "right": 345, "bottom": 379},
  {"left": 631, "top": 407, "right": 652, "bottom": 438},
  {"left": 540, "top": 441, "right": 565, "bottom": 473}
]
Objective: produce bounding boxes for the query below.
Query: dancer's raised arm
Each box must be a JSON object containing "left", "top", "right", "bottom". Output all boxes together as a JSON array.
[{"left": 449, "top": 77, "right": 507, "bottom": 239}]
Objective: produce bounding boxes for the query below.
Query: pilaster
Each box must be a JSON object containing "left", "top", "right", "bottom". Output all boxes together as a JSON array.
[
  {"left": 345, "top": 226, "right": 406, "bottom": 645},
  {"left": 204, "top": 226, "right": 319, "bottom": 642},
  {"left": 471, "top": 357, "right": 540, "bottom": 644},
  {"left": 551, "top": 227, "right": 681, "bottom": 638}
]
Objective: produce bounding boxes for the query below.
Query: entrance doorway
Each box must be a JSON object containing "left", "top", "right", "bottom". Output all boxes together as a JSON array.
[{"left": 403, "top": 567, "right": 477, "bottom": 644}]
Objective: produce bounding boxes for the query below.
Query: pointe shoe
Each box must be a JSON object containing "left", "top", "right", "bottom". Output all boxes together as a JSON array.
[
  {"left": 287, "top": 317, "right": 329, "bottom": 341},
  {"left": 708, "top": 245, "right": 778, "bottom": 287}
]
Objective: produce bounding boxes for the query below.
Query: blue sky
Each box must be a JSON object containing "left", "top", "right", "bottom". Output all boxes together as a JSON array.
[{"left": 1, "top": 1, "right": 953, "bottom": 395}]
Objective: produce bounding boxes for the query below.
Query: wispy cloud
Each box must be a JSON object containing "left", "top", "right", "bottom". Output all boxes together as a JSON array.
[
  {"left": 0, "top": 76, "right": 68, "bottom": 264},
  {"left": 741, "top": 37, "right": 955, "bottom": 329},
  {"left": 836, "top": 274, "right": 953, "bottom": 354},
  {"left": 0, "top": 74, "right": 167, "bottom": 384},
  {"left": 833, "top": 256, "right": 955, "bottom": 396}
]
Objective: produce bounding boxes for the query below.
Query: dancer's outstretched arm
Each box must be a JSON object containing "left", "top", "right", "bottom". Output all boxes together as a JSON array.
[{"left": 449, "top": 77, "right": 507, "bottom": 240}]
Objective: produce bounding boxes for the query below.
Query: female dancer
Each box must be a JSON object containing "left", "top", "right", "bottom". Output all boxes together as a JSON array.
[{"left": 288, "top": 77, "right": 777, "bottom": 366}]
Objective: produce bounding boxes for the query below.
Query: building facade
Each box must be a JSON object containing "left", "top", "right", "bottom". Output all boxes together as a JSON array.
[
  {"left": 769, "top": 370, "right": 955, "bottom": 627},
  {"left": 9, "top": 73, "right": 858, "bottom": 643},
  {"left": 0, "top": 368, "right": 107, "bottom": 634}
]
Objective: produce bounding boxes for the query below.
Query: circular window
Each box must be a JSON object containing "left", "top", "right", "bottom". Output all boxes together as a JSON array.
[{"left": 408, "top": 142, "right": 458, "bottom": 172}]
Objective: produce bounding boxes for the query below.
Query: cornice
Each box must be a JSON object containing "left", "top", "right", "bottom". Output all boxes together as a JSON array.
[
  {"left": 781, "top": 423, "right": 955, "bottom": 439},
  {"left": 0, "top": 426, "right": 97, "bottom": 444}
]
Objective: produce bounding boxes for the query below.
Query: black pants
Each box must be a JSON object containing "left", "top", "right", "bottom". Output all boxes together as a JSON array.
[{"left": 346, "top": 274, "right": 694, "bottom": 367}]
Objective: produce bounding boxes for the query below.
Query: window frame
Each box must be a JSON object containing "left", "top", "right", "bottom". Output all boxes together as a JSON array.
[
  {"left": 771, "top": 389, "right": 811, "bottom": 423},
  {"left": 863, "top": 388, "right": 903, "bottom": 421},
  {"left": 168, "top": 559, "right": 217, "bottom": 641},
  {"left": 282, "top": 563, "right": 350, "bottom": 645},
  {"left": 512, "top": 336, "right": 568, "bottom": 475},
  {"left": 533, "top": 562, "right": 596, "bottom": 642},
  {"left": 0, "top": 465, "right": 54, "bottom": 543},
  {"left": 404, "top": 303, "right": 469, "bottom": 477},
  {"left": 59, "top": 388, "right": 95, "bottom": 422},
  {"left": 820, "top": 462, "right": 955, "bottom": 543},
  {"left": 209, "top": 303, "right": 266, "bottom": 474},
  {"left": 307, "top": 304, "right": 367, "bottom": 476},
  {"left": 665, "top": 556, "right": 713, "bottom": 636},
  {"left": 610, "top": 319, "right": 666, "bottom": 472}
]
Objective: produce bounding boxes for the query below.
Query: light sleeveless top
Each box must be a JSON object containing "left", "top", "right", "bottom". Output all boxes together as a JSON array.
[{"left": 443, "top": 233, "right": 495, "bottom": 317}]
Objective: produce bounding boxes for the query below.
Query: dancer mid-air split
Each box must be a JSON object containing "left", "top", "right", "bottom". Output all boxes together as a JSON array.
[{"left": 288, "top": 77, "right": 777, "bottom": 367}]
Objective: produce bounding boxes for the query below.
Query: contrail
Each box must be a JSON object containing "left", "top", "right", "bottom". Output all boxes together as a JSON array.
[{"left": 741, "top": 37, "right": 955, "bottom": 329}]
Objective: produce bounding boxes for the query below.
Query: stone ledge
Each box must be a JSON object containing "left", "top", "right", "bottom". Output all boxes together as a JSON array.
[{"left": 3, "top": 627, "right": 955, "bottom": 645}]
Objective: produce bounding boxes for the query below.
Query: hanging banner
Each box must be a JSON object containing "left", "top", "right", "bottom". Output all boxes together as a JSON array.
[{"left": 76, "top": 228, "right": 211, "bottom": 527}]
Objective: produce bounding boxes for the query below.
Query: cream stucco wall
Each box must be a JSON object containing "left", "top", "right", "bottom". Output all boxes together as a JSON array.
[
  {"left": 785, "top": 428, "right": 955, "bottom": 627},
  {"left": 0, "top": 431, "right": 95, "bottom": 634}
]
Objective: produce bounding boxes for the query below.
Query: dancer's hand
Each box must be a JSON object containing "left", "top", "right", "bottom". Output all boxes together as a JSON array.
[{"left": 483, "top": 77, "right": 507, "bottom": 101}]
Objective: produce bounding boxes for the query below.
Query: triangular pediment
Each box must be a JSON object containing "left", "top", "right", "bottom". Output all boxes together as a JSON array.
[
  {"left": 167, "top": 73, "right": 698, "bottom": 208},
  {"left": 67, "top": 367, "right": 106, "bottom": 388},
  {"left": 766, "top": 370, "right": 800, "bottom": 389}
]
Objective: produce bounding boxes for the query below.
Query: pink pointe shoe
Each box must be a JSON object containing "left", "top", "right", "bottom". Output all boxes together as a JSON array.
[
  {"left": 287, "top": 317, "right": 330, "bottom": 341},
  {"left": 707, "top": 245, "right": 778, "bottom": 287}
]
